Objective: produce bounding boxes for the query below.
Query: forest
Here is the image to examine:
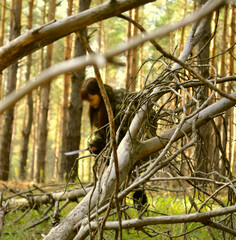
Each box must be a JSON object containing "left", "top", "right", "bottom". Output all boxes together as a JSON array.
[{"left": 0, "top": 0, "right": 235, "bottom": 239}]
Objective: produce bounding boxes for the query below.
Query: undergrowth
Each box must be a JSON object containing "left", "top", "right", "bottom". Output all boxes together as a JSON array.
[{"left": 1, "top": 190, "right": 234, "bottom": 240}]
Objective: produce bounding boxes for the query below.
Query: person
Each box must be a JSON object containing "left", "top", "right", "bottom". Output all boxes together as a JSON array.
[
  {"left": 80, "top": 77, "right": 151, "bottom": 210},
  {"left": 80, "top": 77, "right": 129, "bottom": 154}
]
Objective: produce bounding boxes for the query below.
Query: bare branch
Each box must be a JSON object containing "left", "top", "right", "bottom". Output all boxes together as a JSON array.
[
  {"left": 7, "top": 186, "right": 92, "bottom": 209},
  {"left": 0, "top": 0, "right": 228, "bottom": 115},
  {"left": 0, "top": 0, "right": 155, "bottom": 72},
  {"left": 75, "top": 205, "right": 236, "bottom": 232},
  {"left": 76, "top": 31, "right": 122, "bottom": 239},
  {"left": 138, "top": 91, "right": 236, "bottom": 158}
]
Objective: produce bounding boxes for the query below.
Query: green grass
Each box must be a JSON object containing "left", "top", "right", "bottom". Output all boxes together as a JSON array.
[{"left": 1, "top": 193, "right": 235, "bottom": 240}]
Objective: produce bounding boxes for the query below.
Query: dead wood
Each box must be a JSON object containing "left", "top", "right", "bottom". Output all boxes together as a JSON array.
[{"left": 7, "top": 186, "right": 92, "bottom": 209}]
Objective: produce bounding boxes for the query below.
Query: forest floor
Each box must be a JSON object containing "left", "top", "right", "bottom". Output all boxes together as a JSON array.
[{"left": 0, "top": 181, "right": 232, "bottom": 240}]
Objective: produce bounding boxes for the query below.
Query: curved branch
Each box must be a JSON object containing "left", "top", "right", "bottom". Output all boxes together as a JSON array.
[{"left": 138, "top": 91, "right": 236, "bottom": 158}]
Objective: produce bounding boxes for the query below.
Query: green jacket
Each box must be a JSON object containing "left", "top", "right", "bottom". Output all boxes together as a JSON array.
[
  {"left": 90, "top": 86, "right": 157, "bottom": 154},
  {"left": 90, "top": 87, "right": 133, "bottom": 153}
]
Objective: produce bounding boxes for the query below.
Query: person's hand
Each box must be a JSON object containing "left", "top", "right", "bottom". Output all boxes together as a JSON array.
[{"left": 88, "top": 144, "right": 99, "bottom": 154}]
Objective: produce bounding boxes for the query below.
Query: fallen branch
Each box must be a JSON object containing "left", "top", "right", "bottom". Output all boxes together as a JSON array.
[
  {"left": 74, "top": 205, "right": 236, "bottom": 239},
  {"left": 7, "top": 186, "right": 92, "bottom": 209}
]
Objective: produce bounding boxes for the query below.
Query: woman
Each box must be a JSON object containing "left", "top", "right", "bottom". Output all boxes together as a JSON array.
[
  {"left": 81, "top": 77, "right": 150, "bottom": 210},
  {"left": 80, "top": 77, "right": 128, "bottom": 154}
]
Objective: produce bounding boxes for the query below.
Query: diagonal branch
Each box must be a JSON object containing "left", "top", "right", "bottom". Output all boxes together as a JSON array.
[
  {"left": 0, "top": 0, "right": 154, "bottom": 72},
  {"left": 0, "top": 0, "right": 228, "bottom": 115},
  {"left": 138, "top": 91, "right": 236, "bottom": 158}
]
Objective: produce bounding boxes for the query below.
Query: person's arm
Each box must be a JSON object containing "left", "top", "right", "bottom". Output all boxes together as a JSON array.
[{"left": 89, "top": 130, "right": 106, "bottom": 154}]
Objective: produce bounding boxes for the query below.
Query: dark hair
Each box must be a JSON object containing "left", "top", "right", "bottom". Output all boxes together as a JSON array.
[
  {"left": 81, "top": 77, "right": 113, "bottom": 128},
  {"left": 80, "top": 77, "right": 101, "bottom": 100}
]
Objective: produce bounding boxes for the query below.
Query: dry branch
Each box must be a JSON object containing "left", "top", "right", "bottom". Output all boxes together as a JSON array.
[
  {"left": 43, "top": 91, "right": 236, "bottom": 240},
  {"left": 76, "top": 31, "right": 122, "bottom": 238},
  {"left": 43, "top": 1, "right": 232, "bottom": 239},
  {"left": 0, "top": 0, "right": 154, "bottom": 72},
  {"left": 7, "top": 186, "right": 92, "bottom": 209},
  {"left": 139, "top": 91, "right": 236, "bottom": 158},
  {"left": 0, "top": 0, "right": 228, "bottom": 115},
  {"left": 74, "top": 205, "right": 236, "bottom": 237}
]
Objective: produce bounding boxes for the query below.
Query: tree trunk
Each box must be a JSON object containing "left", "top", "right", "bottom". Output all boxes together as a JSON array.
[
  {"left": 126, "top": 8, "right": 138, "bottom": 92},
  {"left": 30, "top": 93, "right": 39, "bottom": 180},
  {"left": 65, "top": 0, "right": 91, "bottom": 181},
  {"left": 36, "top": 0, "right": 56, "bottom": 183},
  {"left": 19, "top": 0, "right": 34, "bottom": 180},
  {"left": 228, "top": 5, "right": 235, "bottom": 174},
  {"left": 180, "top": 0, "right": 187, "bottom": 53},
  {"left": 0, "top": 0, "right": 22, "bottom": 181},
  {"left": 165, "top": 0, "right": 173, "bottom": 53},
  {"left": 59, "top": 0, "right": 74, "bottom": 180},
  {"left": 0, "top": 0, "right": 6, "bottom": 130},
  {"left": 126, "top": 10, "right": 132, "bottom": 89},
  {"left": 130, "top": 8, "right": 138, "bottom": 92},
  {"left": 220, "top": 6, "right": 229, "bottom": 177},
  {"left": 8, "top": 186, "right": 92, "bottom": 209},
  {"left": 194, "top": 0, "right": 212, "bottom": 177}
]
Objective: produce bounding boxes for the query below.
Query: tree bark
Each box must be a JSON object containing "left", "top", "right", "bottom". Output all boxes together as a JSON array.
[
  {"left": 165, "top": 0, "right": 173, "bottom": 53},
  {"left": 130, "top": 8, "right": 138, "bottom": 92},
  {"left": 36, "top": 0, "right": 56, "bottom": 183},
  {"left": 19, "top": 0, "right": 34, "bottom": 180},
  {"left": 126, "top": 8, "right": 138, "bottom": 92},
  {"left": 229, "top": 5, "right": 236, "bottom": 174},
  {"left": 65, "top": 0, "right": 91, "bottom": 181},
  {"left": 195, "top": 0, "right": 213, "bottom": 177},
  {"left": 59, "top": 0, "right": 74, "bottom": 180},
  {"left": 0, "top": 0, "right": 22, "bottom": 181},
  {"left": 7, "top": 186, "right": 92, "bottom": 209},
  {"left": 125, "top": 10, "right": 132, "bottom": 89},
  {"left": 0, "top": 0, "right": 6, "bottom": 129}
]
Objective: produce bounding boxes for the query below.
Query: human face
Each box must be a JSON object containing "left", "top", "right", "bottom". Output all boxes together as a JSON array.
[{"left": 87, "top": 93, "right": 101, "bottom": 109}]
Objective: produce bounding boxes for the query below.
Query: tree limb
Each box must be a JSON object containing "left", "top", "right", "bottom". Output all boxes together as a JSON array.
[
  {"left": 0, "top": 0, "right": 154, "bottom": 72},
  {"left": 0, "top": 0, "right": 228, "bottom": 114},
  {"left": 74, "top": 205, "right": 236, "bottom": 234},
  {"left": 7, "top": 186, "right": 92, "bottom": 209},
  {"left": 76, "top": 31, "right": 122, "bottom": 239},
  {"left": 138, "top": 91, "right": 236, "bottom": 158}
]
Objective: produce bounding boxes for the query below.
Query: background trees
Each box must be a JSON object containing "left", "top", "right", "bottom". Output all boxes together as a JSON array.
[
  {"left": 0, "top": 0, "right": 22, "bottom": 180},
  {"left": 0, "top": 0, "right": 234, "bottom": 183},
  {"left": 0, "top": 0, "right": 235, "bottom": 239}
]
